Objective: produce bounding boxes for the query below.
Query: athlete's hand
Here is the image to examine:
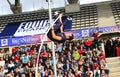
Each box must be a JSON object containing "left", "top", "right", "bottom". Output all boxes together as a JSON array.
[
  {"left": 59, "top": 13, "right": 63, "bottom": 18},
  {"left": 51, "top": 25, "right": 54, "bottom": 30}
]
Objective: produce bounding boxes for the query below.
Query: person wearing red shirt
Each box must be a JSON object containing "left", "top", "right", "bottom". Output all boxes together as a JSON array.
[
  {"left": 98, "top": 51, "right": 106, "bottom": 61},
  {"left": 41, "top": 50, "right": 49, "bottom": 62},
  {"left": 14, "top": 54, "right": 20, "bottom": 62},
  {"left": 12, "top": 47, "right": 17, "bottom": 56},
  {"left": 85, "top": 39, "right": 93, "bottom": 51},
  {"left": 92, "top": 30, "right": 99, "bottom": 49},
  {"left": 92, "top": 61, "right": 100, "bottom": 70}
]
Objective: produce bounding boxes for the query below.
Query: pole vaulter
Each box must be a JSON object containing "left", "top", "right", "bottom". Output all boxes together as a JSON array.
[{"left": 36, "top": 0, "right": 74, "bottom": 77}]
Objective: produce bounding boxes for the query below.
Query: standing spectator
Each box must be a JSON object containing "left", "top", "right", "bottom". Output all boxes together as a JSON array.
[
  {"left": 92, "top": 30, "right": 99, "bottom": 49},
  {"left": 106, "top": 38, "right": 115, "bottom": 57}
]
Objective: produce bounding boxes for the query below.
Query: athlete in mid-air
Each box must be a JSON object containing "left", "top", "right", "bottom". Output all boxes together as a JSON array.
[{"left": 47, "top": 12, "right": 74, "bottom": 43}]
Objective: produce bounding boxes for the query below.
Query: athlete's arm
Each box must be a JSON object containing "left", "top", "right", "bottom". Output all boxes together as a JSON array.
[
  {"left": 51, "top": 25, "right": 62, "bottom": 41},
  {"left": 59, "top": 13, "right": 64, "bottom": 33}
]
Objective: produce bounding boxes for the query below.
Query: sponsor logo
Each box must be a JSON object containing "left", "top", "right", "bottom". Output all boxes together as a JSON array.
[
  {"left": 1, "top": 39, "right": 8, "bottom": 46},
  {"left": 41, "top": 35, "right": 47, "bottom": 41},
  {"left": 82, "top": 30, "right": 89, "bottom": 37}
]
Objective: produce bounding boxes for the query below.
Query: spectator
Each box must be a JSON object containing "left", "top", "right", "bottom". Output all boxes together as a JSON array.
[
  {"left": 8, "top": 60, "right": 15, "bottom": 73},
  {"left": 72, "top": 47, "right": 80, "bottom": 60},
  {"left": 92, "top": 61, "right": 100, "bottom": 71},
  {"left": 85, "top": 67, "right": 93, "bottom": 77},
  {"left": 18, "top": 64, "right": 24, "bottom": 74},
  {"left": 85, "top": 38, "right": 93, "bottom": 51},
  {"left": 92, "top": 30, "right": 99, "bottom": 49},
  {"left": 0, "top": 66, "right": 5, "bottom": 77},
  {"left": 93, "top": 67, "right": 100, "bottom": 77},
  {"left": 9, "top": 70, "right": 14, "bottom": 77},
  {"left": 24, "top": 65, "right": 30, "bottom": 76},
  {"left": 14, "top": 68, "right": 20, "bottom": 77}
]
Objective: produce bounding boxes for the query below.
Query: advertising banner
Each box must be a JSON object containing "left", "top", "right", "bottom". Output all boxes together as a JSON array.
[
  {"left": 0, "top": 25, "right": 120, "bottom": 47},
  {"left": 0, "top": 34, "right": 50, "bottom": 47},
  {"left": 0, "top": 16, "right": 72, "bottom": 37}
]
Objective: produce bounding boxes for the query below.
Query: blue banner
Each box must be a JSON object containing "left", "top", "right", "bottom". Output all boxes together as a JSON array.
[
  {"left": 0, "top": 16, "right": 72, "bottom": 37},
  {"left": 0, "top": 34, "right": 50, "bottom": 47},
  {"left": 66, "top": 25, "right": 120, "bottom": 39},
  {"left": 0, "top": 25, "right": 119, "bottom": 47}
]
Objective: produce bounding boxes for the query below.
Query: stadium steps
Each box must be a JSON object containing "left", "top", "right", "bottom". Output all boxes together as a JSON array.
[{"left": 106, "top": 57, "right": 120, "bottom": 77}]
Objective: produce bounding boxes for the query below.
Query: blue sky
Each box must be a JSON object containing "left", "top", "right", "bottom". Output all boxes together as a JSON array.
[{"left": 0, "top": 0, "right": 111, "bottom": 15}]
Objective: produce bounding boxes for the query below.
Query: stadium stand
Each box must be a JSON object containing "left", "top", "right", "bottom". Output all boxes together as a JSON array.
[
  {"left": 0, "top": 39, "right": 110, "bottom": 77},
  {"left": 0, "top": 5, "right": 98, "bottom": 31},
  {"left": 111, "top": 2, "right": 120, "bottom": 25}
]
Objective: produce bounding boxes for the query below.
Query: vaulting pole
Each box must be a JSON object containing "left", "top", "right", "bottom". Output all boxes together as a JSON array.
[
  {"left": 35, "top": 13, "right": 59, "bottom": 77},
  {"left": 48, "top": 0, "right": 57, "bottom": 77},
  {"left": 35, "top": 0, "right": 58, "bottom": 76}
]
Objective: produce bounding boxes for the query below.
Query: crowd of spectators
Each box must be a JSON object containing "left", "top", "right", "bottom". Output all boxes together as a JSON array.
[{"left": 0, "top": 37, "right": 113, "bottom": 77}]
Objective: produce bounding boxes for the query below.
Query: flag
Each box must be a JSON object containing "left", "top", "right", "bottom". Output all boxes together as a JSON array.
[{"left": 62, "top": 15, "right": 72, "bottom": 31}]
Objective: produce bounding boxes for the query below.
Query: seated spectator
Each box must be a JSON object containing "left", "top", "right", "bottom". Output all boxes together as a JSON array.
[
  {"left": 85, "top": 38, "right": 93, "bottom": 51},
  {"left": 15, "top": 59, "right": 21, "bottom": 68},
  {"left": 68, "top": 69, "right": 75, "bottom": 77},
  {"left": 93, "top": 67, "right": 100, "bottom": 77},
  {"left": 0, "top": 57, "right": 5, "bottom": 67},
  {"left": 21, "top": 74, "right": 26, "bottom": 77},
  {"left": 101, "top": 63, "right": 109, "bottom": 77},
  {"left": 100, "top": 69, "right": 106, "bottom": 77},
  {"left": 8, "top": 60, "right": 15, "bottom": 73},
  {"left": 12, "top": 47, "right": 17, "bottom": 56},
  {"left": 9, "top": 70, "right": 14, "bottom": 77},
  {"left": 0, "top": 66, "right": 5, "bottom": 77},
  {"left": 72, "top": 47, "right": 80, "bottom": 60},
  {"left": 41, "top": 50, "right": 49, "bottom": 62},
  {"left": 28, "top": 72, "right": 33, "bottom": 77},
  {"left": 18, "top": 64, "right": 24, "bottom": 74},
  {"left": 14, "top": 68, "right": 20, "bottom": 77},
  {"left": 85, "top": 67, "right": 93, "bottom": 77},
  {"left": 14, "top": 53, "right": 20, "bottom": 62},
  {"left": 92, "top": 61, "right": 100, "bottom": 71},
  {"left": 24, "top": 65, "right": 31, "bottom": 76},
  {"left": 49, "top": 70, "right": 54, "bottom": 77}
]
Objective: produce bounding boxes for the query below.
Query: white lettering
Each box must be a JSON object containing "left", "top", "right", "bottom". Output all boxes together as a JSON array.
[{"left": 14, "top": 20, "right": 50, "bottom": 36}]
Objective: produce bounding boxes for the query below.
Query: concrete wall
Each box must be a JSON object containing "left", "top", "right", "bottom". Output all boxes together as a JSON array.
[
  {"left": 97, "top": 3, "right": 116, "bottom": 27},
  {"left": 65, "top": 4, "right": 80, "bottom": 13}
]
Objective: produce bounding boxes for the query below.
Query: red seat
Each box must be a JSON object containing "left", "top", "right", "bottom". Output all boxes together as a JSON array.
[{"left": 116, "top": 47, "right": 120, "bottom": 56}]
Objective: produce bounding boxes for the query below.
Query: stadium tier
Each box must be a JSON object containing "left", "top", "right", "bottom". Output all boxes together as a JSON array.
[
  {"left": 0, "top": 3, "right": 98, "bottom": 31},
  {"left": 111, "top": 2, "right": 120, "bottom": 25}
]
